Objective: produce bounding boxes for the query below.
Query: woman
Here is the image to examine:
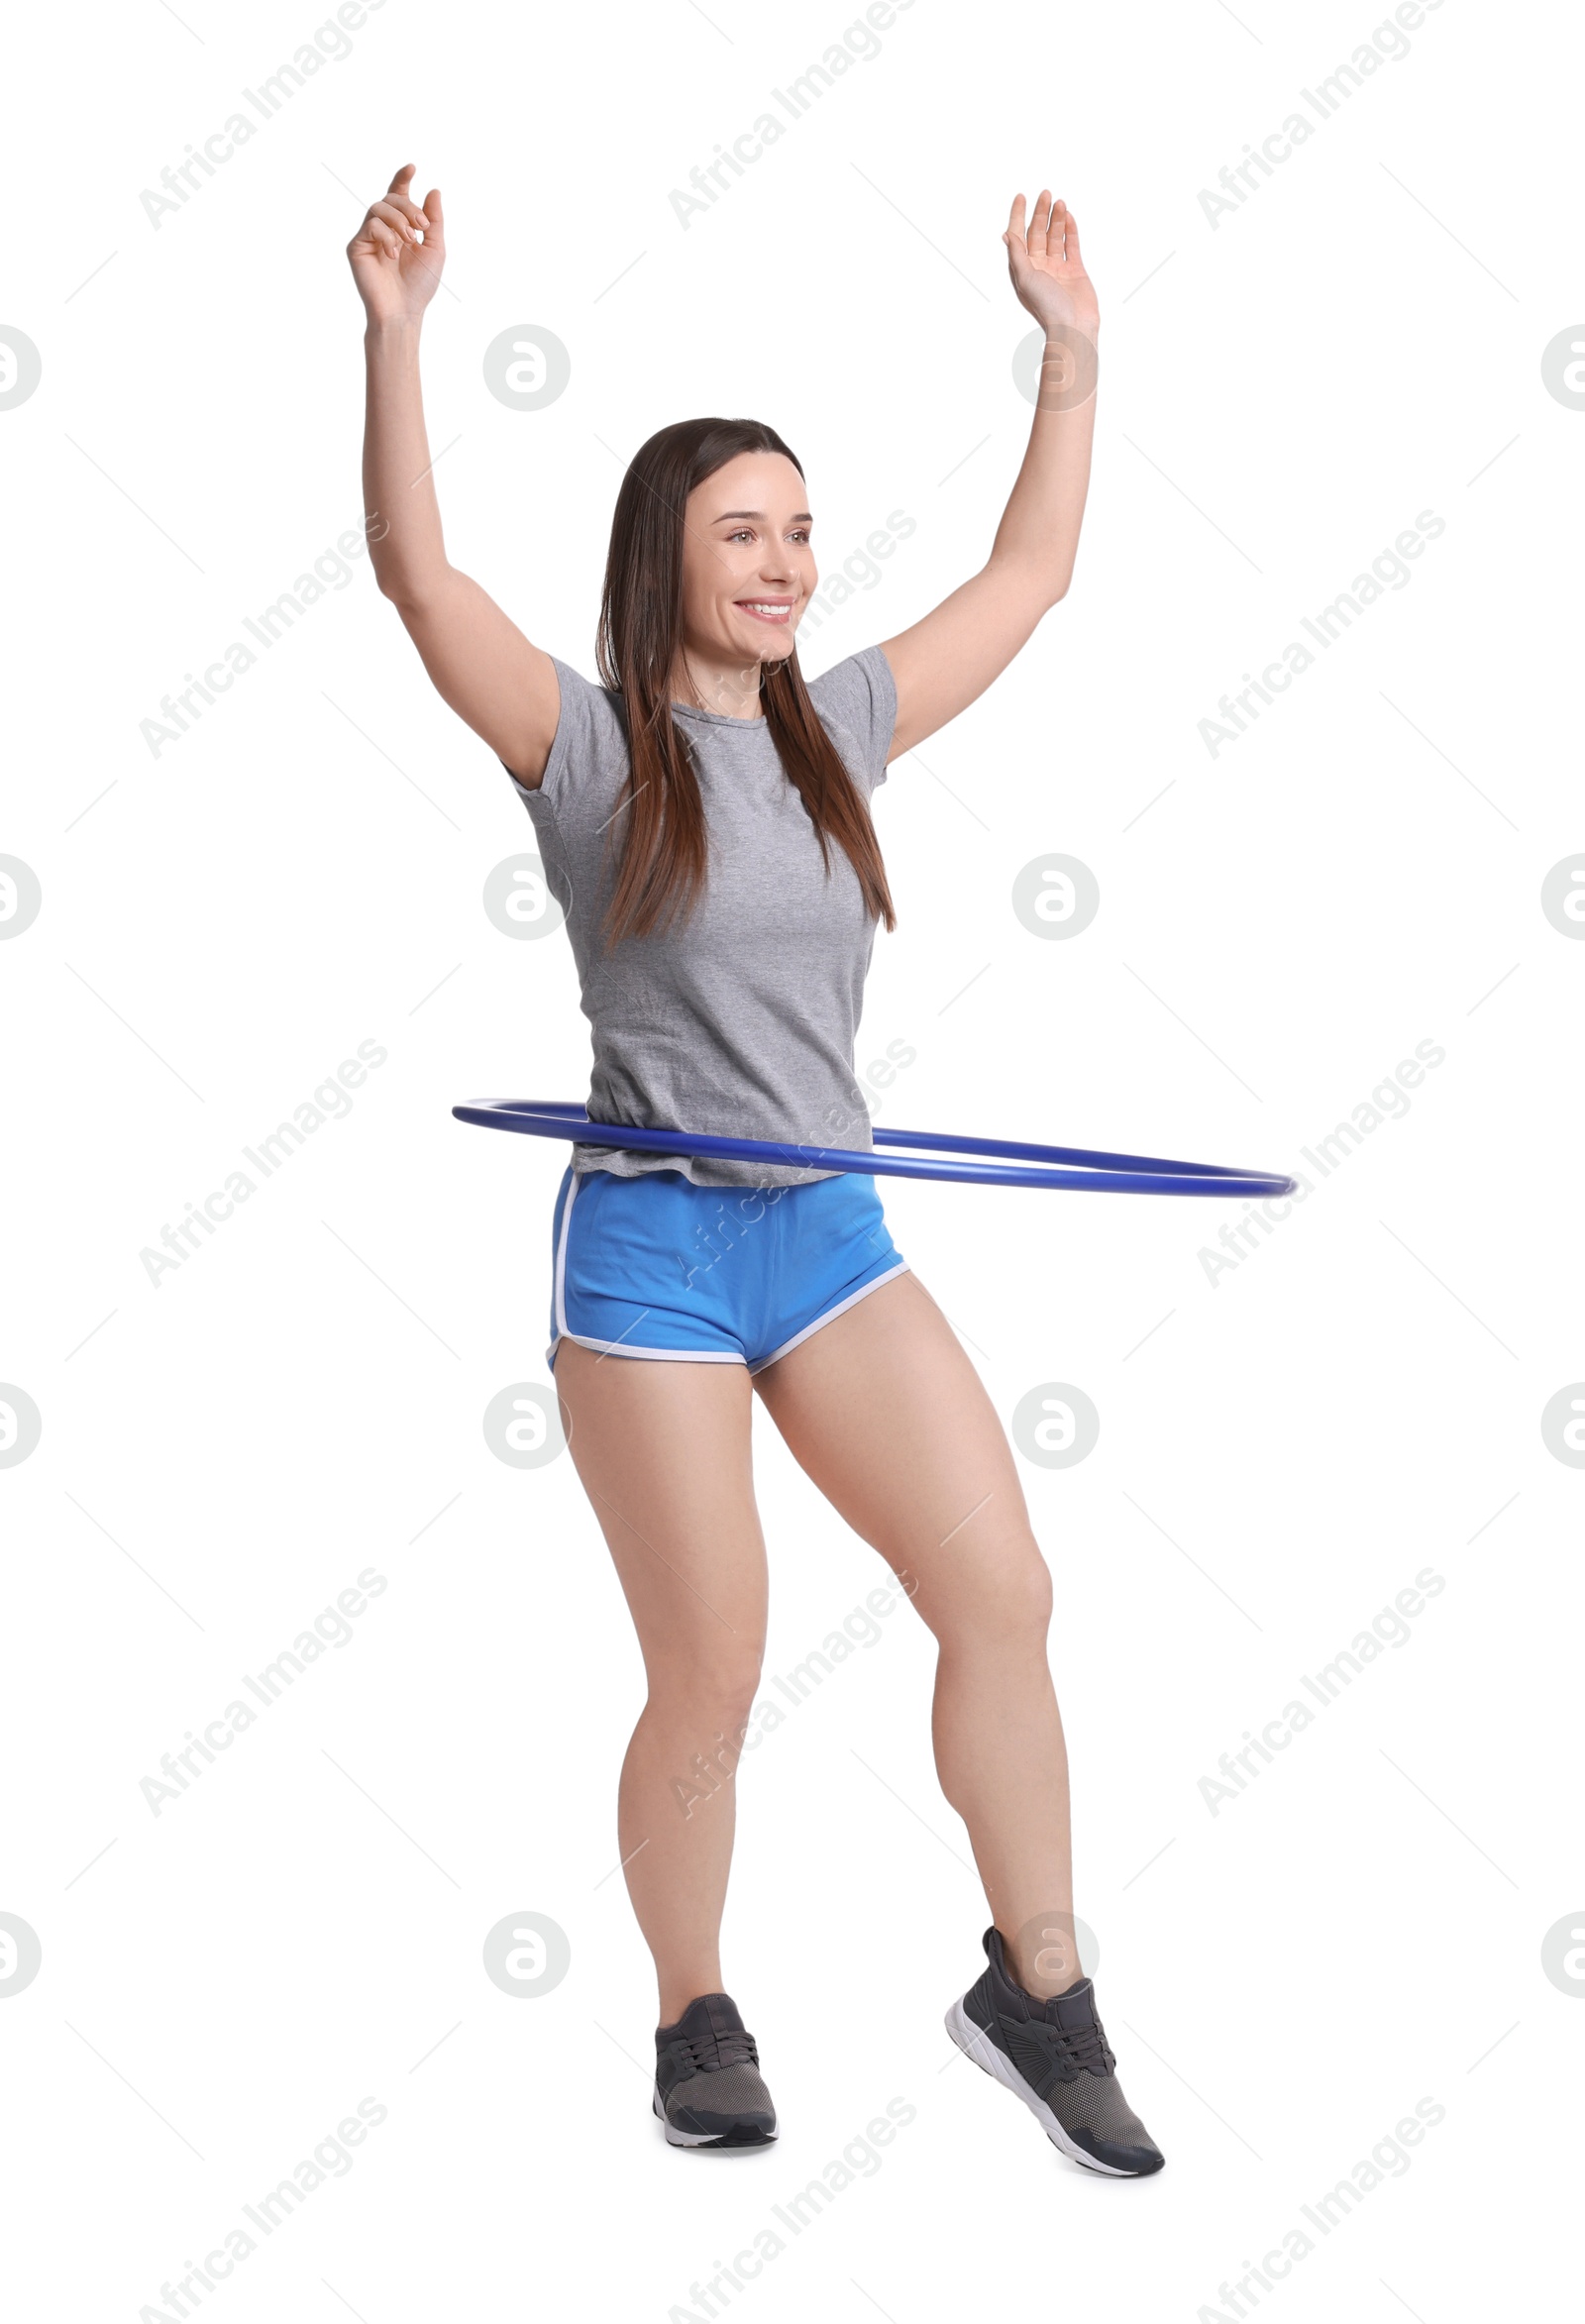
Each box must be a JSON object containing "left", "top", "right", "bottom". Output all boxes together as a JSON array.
[{"left": 348, "top": 163, "right": 1162, "bottom": 2178}]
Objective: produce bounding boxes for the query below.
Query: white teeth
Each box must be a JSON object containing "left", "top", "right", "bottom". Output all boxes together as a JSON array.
[{"left": 742, "top": 602, "right": 790, "bottom": 616}]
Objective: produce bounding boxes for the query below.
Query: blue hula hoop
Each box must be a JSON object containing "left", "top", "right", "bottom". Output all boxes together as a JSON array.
[{"left": 452, "top": 1100, "right": 1297, "bottom": 1200}]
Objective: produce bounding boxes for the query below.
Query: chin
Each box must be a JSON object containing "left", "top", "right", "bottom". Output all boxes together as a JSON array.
[{"left": 730, "top": 612, "right": 799, "bottom": 659}]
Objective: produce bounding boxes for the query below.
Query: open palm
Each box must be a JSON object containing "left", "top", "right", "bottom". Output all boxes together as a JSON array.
[{"left": 1003, "top": 192, "right": 1100, "bottom": 339}]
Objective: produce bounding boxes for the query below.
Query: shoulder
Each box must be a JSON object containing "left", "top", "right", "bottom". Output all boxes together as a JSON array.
[
  {"left": 503, "top": 655, "right": 630, "bottom": 806},
  {"left": 804, "top": 644, "right": 898, "bottom": 792},
  {"left": 805, "top": 642, "right": 898, "bottom": 735}
]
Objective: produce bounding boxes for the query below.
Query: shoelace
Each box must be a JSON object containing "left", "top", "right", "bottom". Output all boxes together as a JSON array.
[
  {"left": 675, "top": 2027, "right": 759, "bottom": 2075},
  {"left": 1025, "top": 2011, "right": 1114, "bottom": 2077}
]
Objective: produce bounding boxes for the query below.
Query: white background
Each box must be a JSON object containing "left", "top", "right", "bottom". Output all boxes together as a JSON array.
[{"left": 3, "top": 0, "right": 1579, "bottom": 2316}]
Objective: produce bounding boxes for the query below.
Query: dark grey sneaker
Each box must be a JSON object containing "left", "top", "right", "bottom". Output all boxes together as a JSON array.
[
  {"left": 946, "top": 1926, "right": 1164, "bottom": 2176},
  {"left": 653, "top": 1993, "right": 778, "bottom": 2149}
]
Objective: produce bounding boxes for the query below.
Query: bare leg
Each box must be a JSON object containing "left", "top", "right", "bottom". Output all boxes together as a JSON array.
[
  {"left": 551, "top": 1340, "right": 766, "bottom": 2022},
  {"left": 753, "top": 1270, "right": 1080, "bottom": 1999}
]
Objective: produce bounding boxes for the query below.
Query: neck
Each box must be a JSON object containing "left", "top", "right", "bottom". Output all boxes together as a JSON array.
[{"left": 670, "top": 650, "right": 770, "bottom": 720}]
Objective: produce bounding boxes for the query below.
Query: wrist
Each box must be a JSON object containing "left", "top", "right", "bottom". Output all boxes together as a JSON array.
[{"left": 365, "top": 314, "right": 424, "bottom": 347}]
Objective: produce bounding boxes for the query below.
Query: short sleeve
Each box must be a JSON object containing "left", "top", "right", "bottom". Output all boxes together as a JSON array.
[
  {"left": 500, "top": 654, "right": 628, "bottom": 812},
  {"left": 805, "top": 643, "right": 898, "bottom": 797}
]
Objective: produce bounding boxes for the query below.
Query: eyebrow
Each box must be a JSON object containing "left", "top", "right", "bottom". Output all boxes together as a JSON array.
[{"left": 711, "top": 509, "right": 813, "bottom": 524}]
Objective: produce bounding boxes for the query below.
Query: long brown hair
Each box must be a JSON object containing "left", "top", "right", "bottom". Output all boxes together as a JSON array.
[{"left": 592, "top": 417, "right": 897, "bottom": 948}]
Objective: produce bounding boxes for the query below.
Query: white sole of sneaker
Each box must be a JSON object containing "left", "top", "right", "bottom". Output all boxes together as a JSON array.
[
  {"left": 652, "top": 2085, "right": 777, "bottom": 2148},
  {"left": 944, "top": 1996, "right": 1135, "bottom": 2177},
  {"left": 653, "top": 2086, "right": 718, "bottom": 2146}
]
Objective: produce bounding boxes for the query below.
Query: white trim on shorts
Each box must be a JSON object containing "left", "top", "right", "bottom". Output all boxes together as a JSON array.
[
  {"left": 549, "top": 1167, "right": 743, "bottom": 1368},
  {"left": 746, "top": 1260, "right": 910, "bottom": 1374},
  {"left": 549, "top": 1167, "right": 910, "bottom": 1373}
]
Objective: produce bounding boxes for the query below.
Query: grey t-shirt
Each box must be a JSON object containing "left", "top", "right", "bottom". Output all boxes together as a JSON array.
[{"left": 505, "top": 645, "right": 898, "bottom": 1186}]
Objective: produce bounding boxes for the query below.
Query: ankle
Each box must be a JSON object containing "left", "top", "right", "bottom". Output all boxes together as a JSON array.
[
  {"left": 658, "top": 1975, "right": 723, "bottom": 2029},
  {"left": 1002, "top": 1915, "right": 1086, "bottom": 2002},
  {"left": 1006, "top": 1953, "right": 1081, "bottom": 2003}
]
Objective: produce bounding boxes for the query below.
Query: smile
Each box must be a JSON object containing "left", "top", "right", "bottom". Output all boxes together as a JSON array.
[{"left": 735, "top": 600, "right": 795, "bottom": 625}]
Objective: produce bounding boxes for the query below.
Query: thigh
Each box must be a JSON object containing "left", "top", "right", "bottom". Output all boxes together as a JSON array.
[
  {"left": 553, "top": 1339, "right": 768, "bottom": 1683},
  {"left": 751, "top": 1270, "right": 1047, "bottom": 1634}
]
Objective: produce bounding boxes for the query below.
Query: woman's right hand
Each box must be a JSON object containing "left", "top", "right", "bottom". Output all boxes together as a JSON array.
[{"left": 347, "top": 163, "right": 445, "bottom": 326}]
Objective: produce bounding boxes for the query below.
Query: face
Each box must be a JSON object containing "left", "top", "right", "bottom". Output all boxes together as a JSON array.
[{"left": 676, "top": 451, "right": 816, "bottom": 687}]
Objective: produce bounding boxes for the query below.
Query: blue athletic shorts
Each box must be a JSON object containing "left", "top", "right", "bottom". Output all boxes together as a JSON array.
[{"left": 547, "top": 1163, "right": 908, "bottom": 1374}]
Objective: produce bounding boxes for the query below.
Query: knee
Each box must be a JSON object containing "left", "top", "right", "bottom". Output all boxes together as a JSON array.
[
  {"left": 649, "top": 1640, "right": 765, "bottom": 1730},
  {"left": 949, "top": 1541, "right": 1053, "bottom": 1651},
  {"left": 997, "top": 1547, "right": 1054, "bottom": 1640}
]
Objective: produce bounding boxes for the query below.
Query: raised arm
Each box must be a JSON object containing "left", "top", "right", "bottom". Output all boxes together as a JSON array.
[
  {"left": 348, "top": 164, "right": 561, "bottom": 789},
  {"left": 877, "top": 191, "right": 1101, "bottom": 761}
]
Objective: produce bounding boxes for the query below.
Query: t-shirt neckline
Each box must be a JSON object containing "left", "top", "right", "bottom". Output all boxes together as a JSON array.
[{"left": 669, "top": 696, "right": 768, "bottom": 727}]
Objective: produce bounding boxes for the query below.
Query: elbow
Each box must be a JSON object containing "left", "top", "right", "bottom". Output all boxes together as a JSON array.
[
  {"left": 370, "top": 556, "right": 413, "bottom": 607},
  {"left": 1001, "top": 553, "right": 1073, "bottom": 613},
  {"left": 988, "top": 550, "right": 1072, "bottom": 616},
  {"left": 374, "top": 563, "right": 443, "bottom": 617}
]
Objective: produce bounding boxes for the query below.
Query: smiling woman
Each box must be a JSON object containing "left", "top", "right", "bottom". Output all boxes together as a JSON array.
[
  {"left": 587, "top": 421, "right": 898, "bottom": 952},
  {"left": 346, "top": 163, "right": 1168, "bottom": 2178}
]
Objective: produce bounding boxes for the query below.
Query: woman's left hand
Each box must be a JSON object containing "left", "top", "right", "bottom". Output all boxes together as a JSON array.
[{"left": 1003, "top": 192, "right": 1100, "bottom": 340}]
